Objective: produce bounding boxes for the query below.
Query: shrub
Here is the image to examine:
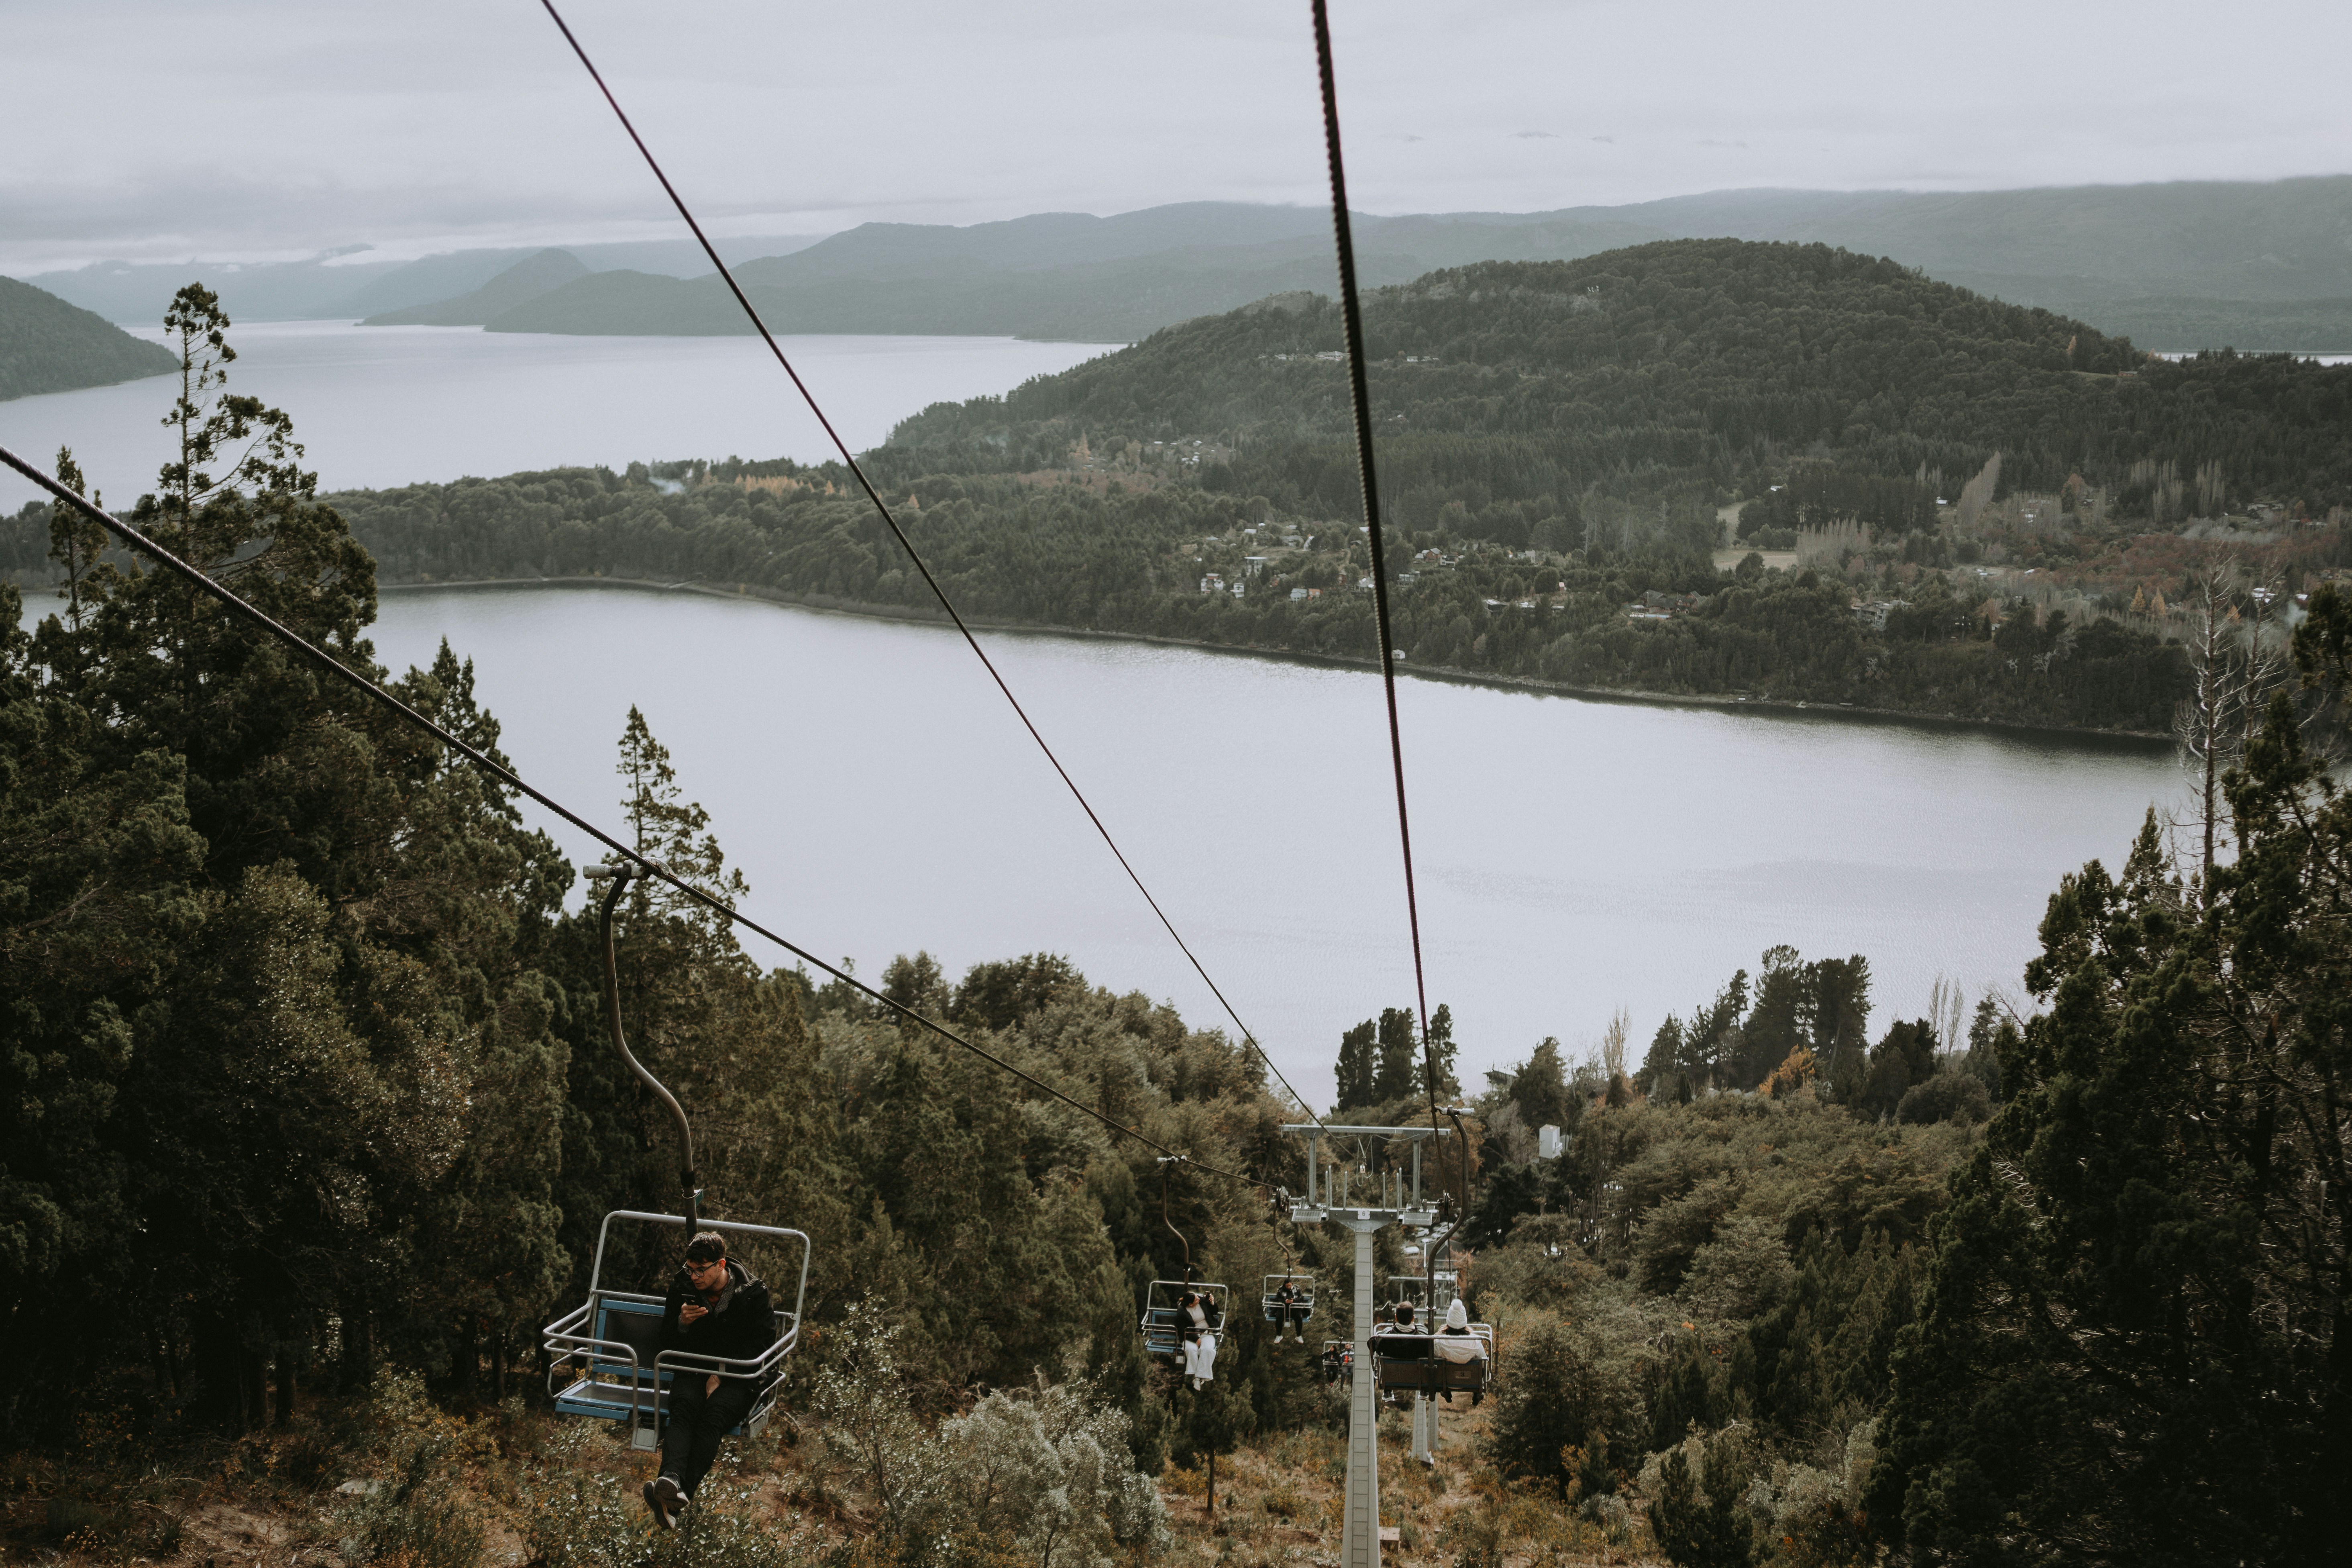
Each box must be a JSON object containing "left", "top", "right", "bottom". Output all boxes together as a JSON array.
[
  {"left": 523, "top": 1474, "right": 809, "bottom": 1568},
  {"left": 1895, "top": 1070, "right": 1991, "bottom": 1126},
  {"left": 339, "top": 1370, "right": 487, "bottom": 1568},
  {"left": 1484, "top": 1311, "right": 1640, "bottom": 1495},
  {"left": 279, "top": 1427, "right": 342, "bottom": 1491},
  {"left": 1635, "top": 1176, "right": 1740, "bottom": 1293},
  {"left": 917, "top": 1378, "right": 1170, "bottom": 1562},
  {"left": 1679, "top": 1212, "right": 1795, "bottom": 1321},
  {"left": 1642, "top": 1431, "right": 1752, "bottom": 1568}
]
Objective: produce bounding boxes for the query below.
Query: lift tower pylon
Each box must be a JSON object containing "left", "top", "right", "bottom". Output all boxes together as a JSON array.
[{"left": 1284, "top": 1123, "right": 1453, "bottom": 1568}]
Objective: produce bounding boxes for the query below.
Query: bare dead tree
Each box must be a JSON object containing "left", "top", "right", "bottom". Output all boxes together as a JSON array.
[{"left": 2174, "top": 561, "right": 2292, "bottom": 894}]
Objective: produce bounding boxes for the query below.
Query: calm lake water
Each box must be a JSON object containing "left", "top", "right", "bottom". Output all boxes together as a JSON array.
[
  {"left": 6, "top": 319, "right": 2188, "bottom": 1105},
  {"left": 0, "top": 320, "right": 1113, "bottom": 510},
  {"left": 354, "top": 585, "right": 2173, "bottom": 1107}
]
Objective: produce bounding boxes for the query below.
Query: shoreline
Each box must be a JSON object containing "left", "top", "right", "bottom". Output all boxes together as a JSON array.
[{"left": 373, "top": 572, "right": 2175, "bottom": 750}]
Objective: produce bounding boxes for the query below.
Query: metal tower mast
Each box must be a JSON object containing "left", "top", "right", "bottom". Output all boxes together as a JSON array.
[{"left": 1284, "top": 1123, "right": 1451, "bottom": 1568}]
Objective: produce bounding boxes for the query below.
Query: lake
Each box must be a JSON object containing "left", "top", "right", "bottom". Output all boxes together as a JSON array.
[
  {"left": 0, "top": 320, "right": 1113, "bottom": 510},
  {"left": 5, "top": 317, "right": 2188, "bottom": 1106},
  {"left": 347, "top": 583, "right": 2177, "bottom": 1107}
]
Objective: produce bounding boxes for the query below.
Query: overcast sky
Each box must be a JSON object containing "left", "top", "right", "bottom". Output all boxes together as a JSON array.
[{"left": 9, "top": 0, "right": 2349, "bottom": 273}]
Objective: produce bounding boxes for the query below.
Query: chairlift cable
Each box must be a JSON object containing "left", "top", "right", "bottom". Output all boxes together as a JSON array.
[
  {"left": 1310, "top": 0, "right": 1445, "bottom": 1146},
  {"left": 533, "top": 0, "right": 1322, "bottom": 1134},
  {"left": 0, "top": 443, "right": 1260, "bottom": 1187}
]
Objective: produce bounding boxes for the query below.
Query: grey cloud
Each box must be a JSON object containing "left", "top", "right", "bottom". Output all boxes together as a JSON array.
[{"left": 6, "top": 0, "right": 2349, "bottom": 272}]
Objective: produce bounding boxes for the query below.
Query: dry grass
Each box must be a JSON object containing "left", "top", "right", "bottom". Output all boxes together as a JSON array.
[{"left": 2, "top": 1370, "right": 1654, "bottom": 1568}]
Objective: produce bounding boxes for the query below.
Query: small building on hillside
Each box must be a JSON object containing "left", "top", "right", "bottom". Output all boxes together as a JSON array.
[{"left": 1854, "top": 599, "right": 1912, "bottom": 632}]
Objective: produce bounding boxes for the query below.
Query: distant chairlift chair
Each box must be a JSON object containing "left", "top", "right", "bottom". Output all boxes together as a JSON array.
[{"left": 1261, "top": 1274, "right": 1315, "bottom": 1336}]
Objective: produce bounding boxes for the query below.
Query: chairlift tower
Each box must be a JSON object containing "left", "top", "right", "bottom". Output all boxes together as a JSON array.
[{"left": 1284, "top": 1123, "right": 1451, "bottom": 1568}]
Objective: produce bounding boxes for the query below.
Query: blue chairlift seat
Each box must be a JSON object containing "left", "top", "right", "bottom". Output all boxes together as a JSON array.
[{"left": 545, "top": 1211, "right": 809, "bottom": 1451}]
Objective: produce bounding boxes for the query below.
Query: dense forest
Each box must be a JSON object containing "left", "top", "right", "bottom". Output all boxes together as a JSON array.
[
  {"left": 17, "top": 244, "right": 2348, "bottom": 736},
  {"left": 121, "top": 242, "right": 2337, "bottom": 734},
  {"left": 0, "top": 274, "right": 177, "bottom": 400},
  {"left": 192, "top": 459, "right": 2188, "bottom": 735},
  {"left": 881, "top": 241, "right": 2352, "bottom": 512},
  {"left": 4, "top": 283, "right": 2345, "bottom": 1568}
]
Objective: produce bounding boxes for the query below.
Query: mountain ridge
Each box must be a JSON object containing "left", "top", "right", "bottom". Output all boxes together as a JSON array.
[
  {"left": 0, "top": 275, "right": 178, "bottom": 402},
  {"left": 462, "top": 179, "right": 2352, "bottom": 349},
  {"left": 360, "top": 249, "right": 590, "bottom": 326}
]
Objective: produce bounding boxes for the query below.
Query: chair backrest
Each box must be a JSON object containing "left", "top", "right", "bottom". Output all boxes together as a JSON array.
[
  {"left": 1145, "top": 1279, "right": 1229, "bottom": 1333},
  {"left": 595, "top": 1298, "right": 665, "bottom": 1370}
]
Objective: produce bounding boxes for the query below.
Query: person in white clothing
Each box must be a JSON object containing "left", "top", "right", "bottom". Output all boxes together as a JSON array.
[
  {"left": 1182, "top": 1291, "right": 1219, "bottom": 1386},
  {"left": 1433, "top": 1294, "right": 1489, "bottom": 1404}
]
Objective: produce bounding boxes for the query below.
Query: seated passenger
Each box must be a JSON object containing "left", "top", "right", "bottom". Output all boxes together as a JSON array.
[
  {"left": 1434, "top": 1296, "right": 1488, "bottom": 1358},
  {"left": 1433, "top": 1295, "right": 1488, "bottom": 1405},
  {"left": 1183, "top": 1291, "right": 1219, "bottom": 1387},
  {"left": 1273, "top": 1277, "right": 1308, "bottom": 1342},
  {"left": 644, "top": 1231, "right": 774, "bottom": 1531}
]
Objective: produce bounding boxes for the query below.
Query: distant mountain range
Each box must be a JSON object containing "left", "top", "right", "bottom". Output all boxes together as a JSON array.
[
  {"left": 14, "top": 179, "right": 2352, "bottom": 351},
  {"left": 348, "top": 180, "right": 2352, "bottom": 351},
  {"left": 0, "top": 276, "right": 178, "bottom": 402},
  {"left": 12, "top": 234, "right": 826, "bottom": 329},
  {"left": 358, "top": 249, "right": 593, "bottom": 326}
]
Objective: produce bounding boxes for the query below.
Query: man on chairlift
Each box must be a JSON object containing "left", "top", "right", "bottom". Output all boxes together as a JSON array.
[{"left": 644, "top": 1231, "right": 777, "bottom": 1531}]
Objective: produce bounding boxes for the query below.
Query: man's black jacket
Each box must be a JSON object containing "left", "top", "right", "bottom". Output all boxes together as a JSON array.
[{"left": 660, "top": 1259, "right": 776, "bottom": 1376}]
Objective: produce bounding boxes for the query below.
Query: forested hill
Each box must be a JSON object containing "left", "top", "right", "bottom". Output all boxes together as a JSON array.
[
  {"left": 0, "top": 275, "right": 177, "bottom": 401},
  {"left": 880, "top": 239, "right": 2352, "bottom": 519}
]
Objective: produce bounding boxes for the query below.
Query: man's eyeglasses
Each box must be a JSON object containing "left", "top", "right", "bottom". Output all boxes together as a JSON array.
[{"left": 686, "top": 1257, "right": 726, "bottom": 1274}]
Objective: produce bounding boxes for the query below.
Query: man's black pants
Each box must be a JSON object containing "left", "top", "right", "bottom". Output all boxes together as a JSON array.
[{"left": 661, "top": 1374, "right": 758, "bottom": 1497}]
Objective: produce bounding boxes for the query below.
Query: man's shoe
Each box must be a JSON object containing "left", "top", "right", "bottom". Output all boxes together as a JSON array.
[{"left": 644, "top": 1474, "right": 685, "bottom": 1531}]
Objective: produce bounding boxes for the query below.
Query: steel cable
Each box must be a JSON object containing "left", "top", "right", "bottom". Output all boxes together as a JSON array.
[
  {"left": 534, "top": 0, "right": 1322, "bottom": 1133},
  {"left": 1308, "top": 0, "right": 1445, "bottom": 1154},
  {"left": 1, "top": 441, "right": 1255, "bottom": 1185}
]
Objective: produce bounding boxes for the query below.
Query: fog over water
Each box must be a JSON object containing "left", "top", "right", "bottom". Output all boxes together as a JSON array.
[
  {"left": 0, "top": 321, "right": 1112, "bottom": 510},
  {"left": 358, "top": 585, "right": 2181, "bottom": 1108}
]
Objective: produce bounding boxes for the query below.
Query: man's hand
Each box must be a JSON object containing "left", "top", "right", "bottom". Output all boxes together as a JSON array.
[
  {"left": 679, "top": 1301, "right": 708, "bottom": 1327},
  {"left": 706, "top": 1374, "right": 721, "bottom": 1397}
]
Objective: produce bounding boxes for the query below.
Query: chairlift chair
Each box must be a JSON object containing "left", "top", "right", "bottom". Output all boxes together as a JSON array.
[
  {"left": 543, "top": 1211, "right": 810, "bottom": 1448},
  {"left": 1261, "top": 1273, "right": 1316, "bottom": 1327},
  {"left": 1371, "top": 1105, "right": 1494, "bottom": 1399},
  {"left": 1141, "top": 1156, "right": 1227, "bottom": 1363},
  {"left": 540, "top": 859, "right": 815, "bottom": 1449},
  {"left": 1369, "top": 1317, "right": 1496, "bottom": 1400},
  {"left": 1141, "top": 1276, "right": 1230, "bottom": 1362}
]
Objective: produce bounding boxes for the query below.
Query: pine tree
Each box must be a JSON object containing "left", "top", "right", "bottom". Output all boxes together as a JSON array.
[
  {"left": 1333, "top": 1019, "right": 1377, "bottom": 1110},
  {"left": 1370, "top": 1006, "right": 1421, "bottom": 1102}
]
